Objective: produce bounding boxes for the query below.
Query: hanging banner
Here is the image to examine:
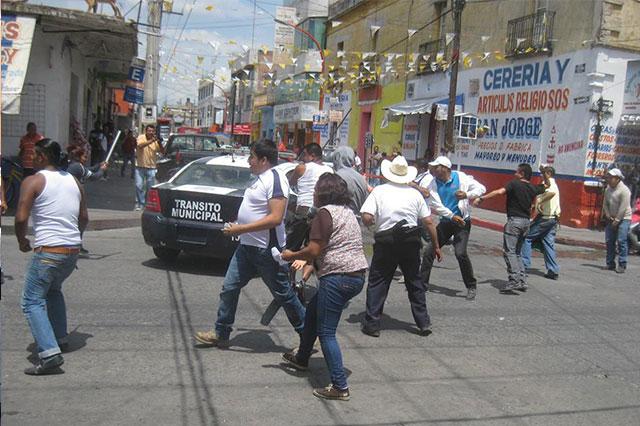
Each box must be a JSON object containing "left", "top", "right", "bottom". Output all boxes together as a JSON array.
[
  {"left": 2, "top": 15, "right": 37, "bottom": 114},
  {"left": 124, "top": 61, "right": 146, "bottom": 104}
]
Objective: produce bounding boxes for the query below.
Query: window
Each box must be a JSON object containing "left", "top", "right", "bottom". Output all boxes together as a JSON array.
[
  {"left": 337, "top": 41, "right": 344, "bottom": 52},
  {"left": 170, "top": 136, "right": 194, "bottom": 152}
]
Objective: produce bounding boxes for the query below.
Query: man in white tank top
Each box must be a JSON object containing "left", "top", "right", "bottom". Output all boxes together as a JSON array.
[
  {"left": 14, "top": 139, "right": 88, "bottom": 375},
  {"left": 286, "top": 143, "right": 333, "bottom": 250}
]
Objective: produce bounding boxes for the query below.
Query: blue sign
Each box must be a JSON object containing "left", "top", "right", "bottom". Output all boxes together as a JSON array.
[
  {"left": 128, "top": 66, "right": 145, "bottom": 83},
  {"left": 124, "top": 86, "right": 144, "bottom": 104}
]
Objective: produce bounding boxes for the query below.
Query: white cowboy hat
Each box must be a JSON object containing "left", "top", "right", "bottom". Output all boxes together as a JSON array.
[{"left": 380, "top": 155, "right": 417, "bottom": 184}]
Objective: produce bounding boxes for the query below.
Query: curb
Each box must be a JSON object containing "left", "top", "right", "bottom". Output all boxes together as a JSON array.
[{"left": 471, "top": 218, "right": 606, "bottom": 251}]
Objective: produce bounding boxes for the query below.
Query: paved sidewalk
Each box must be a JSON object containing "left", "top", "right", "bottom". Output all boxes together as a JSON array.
[{"left": 472, "top": 207, "right": 606, "bottom": 250}]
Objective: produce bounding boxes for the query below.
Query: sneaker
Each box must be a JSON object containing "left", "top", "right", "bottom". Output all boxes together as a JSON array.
[
  {"left": 544, "top": 271, "right": 559, "bottom": 280},
  {"left": 313, "top": 385, "right": 350, "bottom": 401},
  {"left": 24, "top": 354, "right": 64, "bottom": 376},
  {"left": 616, "top": 265, "right": 626, "bottom": 274},
  {"left": 500, "top": 284, "right": 518, "bottom": 294},
  {"left": 360, "top": 325, "right": 380, "bottom": 338},
  {"left": 282, "top": 351, "right": 308, "bottom": 371},
  {"left": 417, "top": 324, "right": 432, "bottom": 336},
  {"left": 134, "top": 205, "right": 142, "bottom": 211},
  {"left": 606, "top": 264, "right": 616, "bottom": 271},
  {"left": 466, "top": 288, "right": 477, "bottom": 301},
  {"left": 515, "top": 284, "right": 528, "bottom": 292},
  {"left": 194, "top": 330, "right": 229, "bottom": 348}
]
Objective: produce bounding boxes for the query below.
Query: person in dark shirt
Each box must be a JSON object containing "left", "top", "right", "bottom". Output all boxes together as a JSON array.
[{"left": 473, "top": 163, "right": 546, "bottom": 293}]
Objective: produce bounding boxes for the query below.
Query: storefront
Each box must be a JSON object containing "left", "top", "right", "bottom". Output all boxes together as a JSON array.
[
  {"left": 274, "top": 100, "right": 318, "bottom": 152},
  {"left": 399, "top": 48, "right": 640, "bottom": 228}
]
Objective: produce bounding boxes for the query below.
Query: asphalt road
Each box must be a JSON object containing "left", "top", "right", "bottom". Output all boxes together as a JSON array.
[{"left": 1, "top": 225, "right": 639, "bottom": 425}]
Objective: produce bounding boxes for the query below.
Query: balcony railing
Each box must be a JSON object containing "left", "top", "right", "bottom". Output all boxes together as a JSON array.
[
  {"left": 329, "top": 0, "right": 367, "bottom": 19},
  {"left": 417, "top": 37, "right": 448, "bottom": 75},
  {"left": 505, "top": 9, "right": 555, "bottom": 57}
]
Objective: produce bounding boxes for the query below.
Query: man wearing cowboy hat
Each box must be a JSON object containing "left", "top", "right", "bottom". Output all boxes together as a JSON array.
[
  {"left": 603, "top": 168, "right": 632, "bottom": 273},
  {"left": 419, "top": 155, "right": 486, "bottom": 301},
  {"left": 360, "top": 156, "right": 442, "bottom": 337}
]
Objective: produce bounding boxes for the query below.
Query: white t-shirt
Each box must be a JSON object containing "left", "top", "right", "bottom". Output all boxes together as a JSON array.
[
  {"left": 237, "top": 167, "right": 289, "bottom": 248},
  {"left": 296, "top": 161, "right": 333, "bottom": 208},
  {"left": 360, "top": 182, "right": 431, "bottom": 232}
]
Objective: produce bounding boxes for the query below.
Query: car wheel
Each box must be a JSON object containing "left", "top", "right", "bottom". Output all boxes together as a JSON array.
[{"left": 153, "top": 247, "right": 180, "bottom": 262}]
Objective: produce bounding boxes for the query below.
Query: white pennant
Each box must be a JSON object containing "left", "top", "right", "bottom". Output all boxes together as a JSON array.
[
  {"left": 370, "top": 25, "right": 381, "bottom": 37},
  {"left": 481, "top": 35, "right": 491, "bottom": 43},
  {"left": 332, "top": 20, "right": 342, "bottom": 27},
  {"left": 408, "top": 29, "right": 417, "bottom": 38},
  {"left": 446, "top": 33, "right": 456, "bottom": 45}
]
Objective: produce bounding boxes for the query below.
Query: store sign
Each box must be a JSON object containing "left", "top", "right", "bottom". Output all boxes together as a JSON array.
[
  {"left": 623, "top": 60, "right": 640, "bottom": 114},
  {"left": 1, "top": 15, "right": 36, "bottom": 114},
  {"left": 223, "top": 123, "right": 251, "bottom": 135},
  {"left": 312, "top": 112, "right": 328, "bottom": 131},
  {"left": 320, "top": 92, "right": 351, "bottom": 147},
  {"left": 274, "top": 101, "right": 317, "bottom": 124},
  {"left": 274, "top": 7, "right": 296, "bottom": 49},
  {"left": 124, "top": 61, "right": 146, "bottom": 104}
]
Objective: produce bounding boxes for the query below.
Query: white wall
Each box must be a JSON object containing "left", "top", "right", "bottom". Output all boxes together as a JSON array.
[{"left": 1, "top": 25, "right": 92, "bottom": 157}]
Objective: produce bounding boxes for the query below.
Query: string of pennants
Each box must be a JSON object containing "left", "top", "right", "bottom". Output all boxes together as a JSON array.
[{"left": 160, "top": 33, "right": 545, "bottom": 93}]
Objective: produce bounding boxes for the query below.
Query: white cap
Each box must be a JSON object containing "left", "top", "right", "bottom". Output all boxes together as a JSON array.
[
  {"left": 428, "top": 155, "right": 452, "bottom": 169},
  {"left": 606, "top": 168, "right": 624, "bottom": 179}
]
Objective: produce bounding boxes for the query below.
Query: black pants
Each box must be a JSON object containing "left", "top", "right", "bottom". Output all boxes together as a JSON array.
[
  {"left": 421, "top": 219, "right": 477, "bottom": 289},
  {"left": 285, "top": 212, "right": 311, "bottom": 251},
  {"left": 365, "top": 241, "right": 430, "bottom": 330}
]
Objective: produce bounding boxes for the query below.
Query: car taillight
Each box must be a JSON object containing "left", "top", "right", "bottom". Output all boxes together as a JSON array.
[
  {"left": 175, "top": 150, "right": 182, "bottom": 164},
  {"left": 145, "top": 188, "right": 161, "bottom": 212}
]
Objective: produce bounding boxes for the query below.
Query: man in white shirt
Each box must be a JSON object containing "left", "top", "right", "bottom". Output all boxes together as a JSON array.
[
  {"left": 287, "top": 143, "right": 333, "bottom": 250},
  {"left": 521, "top": 165, "right": 561, "bottom": 280},
  {"left": 194, "top": 140, "right": 305, "bottom": 348},
  {"left": 360, "top": 156, "right": 442, "bottom": 337}
]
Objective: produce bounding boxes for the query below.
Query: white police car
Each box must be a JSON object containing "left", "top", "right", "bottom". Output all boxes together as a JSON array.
[{"left": 142, "top": 154, "right": 296, "bottom": 262}]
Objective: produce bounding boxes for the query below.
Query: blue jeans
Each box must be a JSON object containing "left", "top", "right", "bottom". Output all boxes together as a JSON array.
[
  {"left": 215, "top": 244, "right": 305, "bottom": 340},
  {"left": 21, "top": 252, "right": 78, "bottom": 359},
  {"left": 503, "top": 217, "right": 531, "bottom": 287},
  {"left": 521, "top": 216, "right": 559, "bottom": 274},
  {"left": 606, "top": 219, "right": 631, "bottom": 268},
  {"left": 135, "top": 167, "right": 157, "bottom": 207},
  {"left": 297, "top": 273, "right": 364, "bottom": 390}
]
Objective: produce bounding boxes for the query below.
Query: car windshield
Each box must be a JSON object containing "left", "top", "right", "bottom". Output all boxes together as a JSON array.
[{"left": 172, "top": 163, "right": 254, "bottom": 190}]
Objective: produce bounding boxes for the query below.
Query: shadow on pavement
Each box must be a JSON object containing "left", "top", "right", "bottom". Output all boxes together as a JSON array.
[
  {"left": 427, "top": 283, "right": 464, "bottom": 298},
  {"left": 27, "top": 329, "right": 94, "bottom": 363},
  {"left": 196, "top": 329, "right": 291, "bottom": 354},
  {"left": 345, "top": 311, "right": 416, "bottom": 334},
  {"left": 581, "top": 263, "right": 611, "bottom": 271},
  {"left": 142, "top": 256, "right": 228, "bottom": 277},
  {"left": 478, "top": 278, "right": 521, "bottom": 296}
]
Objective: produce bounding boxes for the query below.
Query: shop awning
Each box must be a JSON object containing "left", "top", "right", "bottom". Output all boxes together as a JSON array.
[
  {"left": 385, "top": 94, "right": 464, "bottom": 116},
  {"left": 381, "top": 94, "right": 464, "bottom": 128}
]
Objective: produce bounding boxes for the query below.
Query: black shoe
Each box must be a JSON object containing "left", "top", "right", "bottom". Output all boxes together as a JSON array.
[
  {"left": 282, "top": 351, "right": 308, "bottom": 371},
  {"left": 24, "top": 354, "right": 64, "bottom": 376},
  {"left": 465, "top": 288, "right": 477, "bottom": 301},
  {"left": 417, "top": 324, "right": 432, "bottom": 336},
  {"left": 544, "top": 271, "right": 559, "bottom": 280},
  {"left": 606, "top": 264, "right": 616, "bottom": 271},
  {"left": 361, "top": 325, "right": 380, "bottom": 338}
]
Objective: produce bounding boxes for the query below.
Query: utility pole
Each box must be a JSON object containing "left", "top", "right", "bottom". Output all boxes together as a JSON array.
[
  {"left": 444, "top": 0, "right": 465, "bottom": 153},
  {"left": 143, "top": 0, "right": 161, "bottom": 109}
]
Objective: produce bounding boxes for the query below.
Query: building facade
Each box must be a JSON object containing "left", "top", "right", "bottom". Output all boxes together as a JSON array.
[
  {"left": 325, "top": 0, "right": 640, "bottom": 228},
  {"left": 1, "top": 3, "right": 138, "bottom": 157}
]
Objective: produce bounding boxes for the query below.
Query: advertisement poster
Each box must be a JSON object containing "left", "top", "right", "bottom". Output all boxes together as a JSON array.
[
  {"left": 623, "top": 60, "right": 640, "bottom": 114},
  {"left": 320, "top": 92, "right": 351, "bottom": 147},
  {"left": 2, "top": 15, "right": 37, "bottom": 114}
]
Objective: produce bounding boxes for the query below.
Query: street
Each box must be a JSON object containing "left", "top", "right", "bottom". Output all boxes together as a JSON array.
[{"left": 2, "top": 221, "right": 639, "bottom": 425}]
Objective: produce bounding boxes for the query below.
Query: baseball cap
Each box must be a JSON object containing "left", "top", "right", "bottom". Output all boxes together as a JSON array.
[
  {"left": 428, "top": 155, "right": 452, "bottom": 169},
  {"left": 606, "top": 168, "right": 624, "bottom": 179}
]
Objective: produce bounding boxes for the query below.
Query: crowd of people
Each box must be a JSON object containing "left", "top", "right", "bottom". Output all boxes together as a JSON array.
[{"left": 7, "top": 132, "right": 638, "bottom": 405}]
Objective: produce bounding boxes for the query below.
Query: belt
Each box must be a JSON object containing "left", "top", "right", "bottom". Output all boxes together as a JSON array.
[
  {"left": 34, "top": 246, "right": 81, "bottom": 255},
  {"left": 343, "top": 270, "right": 366, "bottom": 277},
  {"left": 539, "top": 215, "right": 559, "bottom": 220}
]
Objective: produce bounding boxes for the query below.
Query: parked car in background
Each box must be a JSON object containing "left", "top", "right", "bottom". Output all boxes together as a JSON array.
[{"left": 156, "top": 133, "right": 231, "bottom": 182}]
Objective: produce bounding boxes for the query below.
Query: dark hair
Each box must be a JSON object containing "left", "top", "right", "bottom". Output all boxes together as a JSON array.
[
  {"left": 518, "top": 163, "right": 533, "bottom": 180},
  {"left": 26, "top": 122, "right": 36, "bottom": 130},
  {"left": 314, "top": 173, "right": 350, "bottom": 207},
  {"left": 303, "top": 143, "right": 323, "bottom": 159},
  {"left": 35, "top": 139, "right": 68, "bottom": 169},
  {"left": 145, "top": 124, "right": 156, "bottom": 130},
  {"left": 67, "top": 144, "right": 87, "bottom": 161},
  {"left": 415, "top": 158, "right": 430, "bottom": 172},
  {"left": 251, "top": 139, "right": 278, "bottom": 166},
  {"left": 542, "top": 165, "right": 555, "bottom": 177}
]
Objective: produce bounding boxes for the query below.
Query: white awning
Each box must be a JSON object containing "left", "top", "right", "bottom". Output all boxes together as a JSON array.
[{"left": 385, "top": 98, "right": 438, "bottom": 116}]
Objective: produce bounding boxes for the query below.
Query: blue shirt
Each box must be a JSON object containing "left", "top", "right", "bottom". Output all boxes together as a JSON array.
[{"left": 436, "top": 171, "right": 462, "bottom": 219}]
